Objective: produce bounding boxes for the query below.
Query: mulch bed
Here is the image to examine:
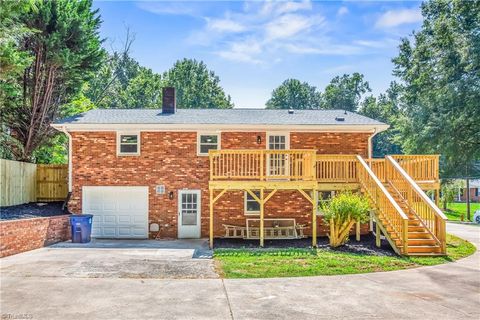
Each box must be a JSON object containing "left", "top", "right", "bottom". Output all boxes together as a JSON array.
[
  {"left": 214, "top": 233, "right": 396, "bottom": 256},
  {"left": 0, "top": 202, "right": 69, "bottom": 220}
]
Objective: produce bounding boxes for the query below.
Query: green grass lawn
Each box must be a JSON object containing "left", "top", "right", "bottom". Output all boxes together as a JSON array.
[
  {"left": 214, "top": 234, "right": 476, "bottom": 278},
  {"left": 443, "top": 202, "right": 480, "bottom": 221}
]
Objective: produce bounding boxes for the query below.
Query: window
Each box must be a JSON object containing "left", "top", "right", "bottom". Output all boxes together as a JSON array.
[
  {"left": 244, "top": 191, "right": 260, "bottom": 215},
  {"left": 117, "top": 132, "right": 140, "bottom": 155},
  {"left": 197, "top": 133, "right": 220, "bottom": 156},
  {"left": 267, "top": 133, "right": 289, "bottom": 150},
  {"left": 475, "top": 188, "right": 479, "bottom": 197},
  {"left": 317, "top": 191, "right": 335, "bottom": 216}
]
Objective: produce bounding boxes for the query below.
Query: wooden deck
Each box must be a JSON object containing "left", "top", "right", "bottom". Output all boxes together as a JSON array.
[{"left": 208, "top": 150, "right": 445, "bottom": 256}]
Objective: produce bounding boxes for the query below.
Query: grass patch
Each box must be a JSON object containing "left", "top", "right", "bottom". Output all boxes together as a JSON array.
[
  {"left": 214, "top": 234, "right": 476, "bottom": 278},
  {"left": 443, "top": 202, "right": 479, "bottom": 221}
]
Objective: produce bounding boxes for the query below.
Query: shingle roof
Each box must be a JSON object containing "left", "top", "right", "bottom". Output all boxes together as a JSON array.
[{"left": 55, "top": 109, "right": 386, "bottom": 126}]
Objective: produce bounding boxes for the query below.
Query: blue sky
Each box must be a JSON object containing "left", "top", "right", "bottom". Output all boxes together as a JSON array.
[{"left": 93, "top": 1, "right": 423, "bottom": 108}]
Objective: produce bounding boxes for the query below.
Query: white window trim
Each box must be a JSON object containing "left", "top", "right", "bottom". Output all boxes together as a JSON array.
[
  {"left": 266, "top": 132, "right": 290, "bottom": 150},
  {"left": 244, "top": 191, "right": 260, "bottom": 215},
  {"left": 117, "top": 131, "right": 140, "bottom": 156},
  {"left": 197, "top": 132, "right": 221, "bottom": 156}
]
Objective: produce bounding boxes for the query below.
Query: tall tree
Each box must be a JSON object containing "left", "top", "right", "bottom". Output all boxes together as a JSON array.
[
  {"left": 392, "top": 0, "right": 480, "bottom": 178},
  {"left": 3, "top": 0, "right": 104, "bottom": 161},
  {"left": 0, "top": 0, "right": 35, "bottom": 159},
  {"left": 86, "top": 51, "right": 163, "bottom": 109},
  {"left": 358, "top": 82, "right": 403, "bottom": 157},
  {"left": 322, "top": 73, "right": 371, "bottom": 111},
  {"left": 163, "top": 58, "right": 233, "bottom": 109},
  {"left": 266, "top": 79, "right": 322, "bottom": 109}
]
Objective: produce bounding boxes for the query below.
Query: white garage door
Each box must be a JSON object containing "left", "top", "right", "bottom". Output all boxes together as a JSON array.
[{"left": 82, "top": 186, "right": 149, "bottom": 239}]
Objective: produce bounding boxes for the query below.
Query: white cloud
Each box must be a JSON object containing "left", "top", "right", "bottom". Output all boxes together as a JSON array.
[
  {"left": 284, "top": 43, "right": 362, "bottom": 55},
  {"left": 353, "top": 39, "right": 396, "bottom": 49},
  {"left": 207, "top": 18, "right": 246, "bottom": 33},
  {"left": 275, "top": 1, "right": 312, "bottom": 15},
  {"left": 375, "top": 8, "right": 422, "bottom": 28},
  {"left": 136, "top": 2, "right": 198, "bottom": 16},
  {"left": 216, "top": 39, "right": 263, "bottom": 64},
  {"left": 265, "top": 14, "right": 321, "bottom": 40},
  {"left": 337, "top": 6, "right": 349, "bottom": 16}
]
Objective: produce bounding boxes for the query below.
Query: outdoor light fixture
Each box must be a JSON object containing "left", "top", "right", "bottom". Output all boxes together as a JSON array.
[
  {"left": 257, "top": 135, "right": 262, "bottom": 144},
  {"left": 169, "top": 191, "right": 174, "bottom": 200}
]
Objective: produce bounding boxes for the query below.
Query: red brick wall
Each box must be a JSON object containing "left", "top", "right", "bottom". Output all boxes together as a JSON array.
[
  {"left": 0, "top": 215, "right": 71, "bottom": 257},
  {"left": 70, "top": 131, "right": 371, "bottom": 238},
  {"left": 459, "top": 188, "right": 480, "bottom": 202},
  {"left": 291, "top": 132, "right": 370, "bottom": 157}
]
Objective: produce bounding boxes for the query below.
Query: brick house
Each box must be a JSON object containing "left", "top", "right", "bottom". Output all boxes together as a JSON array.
[{"left": 53, "top": 88, "right": 447, "bottom": 255}]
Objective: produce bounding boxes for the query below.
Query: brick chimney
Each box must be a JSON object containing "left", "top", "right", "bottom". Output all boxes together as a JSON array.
[{"left": 162, "top": 87, "right": 176, "bottom": 114}]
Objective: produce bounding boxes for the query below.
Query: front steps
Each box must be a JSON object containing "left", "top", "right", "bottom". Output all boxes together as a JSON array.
[{"left": 374, "top": 183, "right": 443, "bottom": 256}]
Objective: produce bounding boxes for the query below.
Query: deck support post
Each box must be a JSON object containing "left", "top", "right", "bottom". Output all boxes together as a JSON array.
[
  {"left": 435, "top": 188, "right": 440, "bottom": 207},
  {"left": 209, "top": 189, "right": 214, "bottom": 249},
  {"left": 259, "top": 188, "right": 265, "bottom": 247},
  {"left": 312, "top": 190, "right": 318, "bottom": 247},
  {"left": 375, "top": 221, "right": 381, "bottom": 248},
  {"left": 356, "top": 221, "right": 361, "bottom": 241}
]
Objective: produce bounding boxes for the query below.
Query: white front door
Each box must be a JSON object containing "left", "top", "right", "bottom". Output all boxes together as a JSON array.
[
  {"left": 267, "top": 133, "right": 289, "bottom": 178},
  {"left": 178, "top": 190, "right": 201, "bottom": 238}
]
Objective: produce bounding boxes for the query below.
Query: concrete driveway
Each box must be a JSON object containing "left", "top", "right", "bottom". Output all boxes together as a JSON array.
[
  {"left": 1, "top": 239, "right": 217, "bottom": 279},
  {"left": 1, "top": 224, "right": 479, "bottom": 320}
]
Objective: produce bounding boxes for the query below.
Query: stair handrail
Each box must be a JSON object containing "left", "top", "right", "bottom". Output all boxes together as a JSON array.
[
  {"left": 386, "top": 156, "right": 447, "bottom": 253},
  {"left": 386, "top": 156, "right": 447, "bottom": 220},
  {"left": 356, "top": 156, "right": 409, "bottom": 253}
]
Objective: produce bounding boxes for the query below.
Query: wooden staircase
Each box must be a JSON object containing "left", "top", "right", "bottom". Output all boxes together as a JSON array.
[
  {"left": 356, "top": 155, "right": 447, "bottom": 256},
  {"left": 382, "top": 184, "right": 442, "bottom": 255}
]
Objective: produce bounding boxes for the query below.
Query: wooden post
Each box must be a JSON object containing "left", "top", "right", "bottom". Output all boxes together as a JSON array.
[
  {"left": 259, "top": 188, "right": 265, "bottom": 247},
  {"left": 435, "top": 188, "right": 440, "bottom": 207},
  {"left": 375, "top": 221, "right": 381, "bottom": 248},
  {"left": 312, "top": 190, "right": 318, "bottom": 247},
  {"left": 466, "top": 178, "right": 471, "bottom": 221},
  {"left": 356, "top": 221, "right": 360, "bottom": 241},
  {"left": 209, "top": 189, "right": 214, "bottom": 249}
]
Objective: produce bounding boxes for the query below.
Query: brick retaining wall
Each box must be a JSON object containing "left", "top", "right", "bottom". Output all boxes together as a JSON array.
[{"left": 0, "top": 215, "right": 71, "bottom": 257}]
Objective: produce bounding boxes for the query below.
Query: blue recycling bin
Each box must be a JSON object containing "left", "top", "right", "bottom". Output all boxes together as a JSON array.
[{"left": 70, "top": 214, "right": 93, "bottom": 243}]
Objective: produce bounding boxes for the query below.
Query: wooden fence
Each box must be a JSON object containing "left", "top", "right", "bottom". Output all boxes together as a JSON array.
[
  {"left": 0, "top": 159, "right": 68, "bottom": 206},
  {"left": 36, "top": 164, "right": 68, "bottom": 202}
]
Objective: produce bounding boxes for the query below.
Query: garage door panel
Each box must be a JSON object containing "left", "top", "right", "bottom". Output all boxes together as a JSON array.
[
  {"left": 83, "top": 186, "right": 149, "bottom": 239},
  {"left": 102, "top": 227, "right": 117, "bottom": 237}
]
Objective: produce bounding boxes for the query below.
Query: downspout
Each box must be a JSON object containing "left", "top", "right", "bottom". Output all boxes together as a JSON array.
[
  {"left": 367, "top": 128, "right": 378, "bottom": 159},
  {"left": 60, "top": 126, "right": 72, "bottom": 192}
]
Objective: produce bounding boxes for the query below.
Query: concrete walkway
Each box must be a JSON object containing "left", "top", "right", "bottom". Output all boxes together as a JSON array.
[{"left": 1, "top": 223, "right": 479, "bottom": 320}]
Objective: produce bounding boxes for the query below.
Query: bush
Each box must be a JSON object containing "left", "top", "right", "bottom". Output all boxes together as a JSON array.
[{"left": 321, "top": 191, "right": 370, "bottom": 247}]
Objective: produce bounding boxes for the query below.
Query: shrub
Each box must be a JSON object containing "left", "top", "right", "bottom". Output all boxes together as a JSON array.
[{"left": 321, "top": 191, "right": 370, "bottom": 247}]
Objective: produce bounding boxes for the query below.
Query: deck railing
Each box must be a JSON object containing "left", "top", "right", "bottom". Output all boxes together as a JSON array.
[
  {"left": 209, "top": 149, "right": 316, "bottom": 181},
  {"left": 316, "top": 155, "right": 358, "bottom": 183},
  {"left": 357, "top": 156, "right": 409, "bottom": 253},
  {"left": 386, "top": 156, "right": 447, "bottom": 253},
  {"left": 391, "top": 155, "right": 439, "bottom": 182},
  {"left": 366, "top": 159, "right": 386, "bottom": 182}
]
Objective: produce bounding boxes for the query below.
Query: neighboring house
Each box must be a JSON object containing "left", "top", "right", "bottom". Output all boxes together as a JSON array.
[
  {"left": 52, "top": 87, "right": 446, "bottom": 256},
  {"left": 456, "top": 179, "right": 480, "bottom": 202}
]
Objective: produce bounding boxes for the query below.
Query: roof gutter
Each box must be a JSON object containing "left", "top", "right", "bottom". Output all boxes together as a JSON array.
[
  {"left": 60, "top": 126, "right": 72, "bottom": 192},
  {"left": 51, "top": 123, "right": 390, "bottom": 133},
  {"left": 367, "top": 124, "right": 389, "bottom": 158}
]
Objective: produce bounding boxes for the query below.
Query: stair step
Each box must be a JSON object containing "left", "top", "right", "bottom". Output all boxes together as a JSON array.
[
  {"left": 407, "top": 245, "right": 441, "bottom": 254},
  {"left": 408, "top": 239, "right": 437, "bottom": 246},
  {"left": 408, "top": 226, "right": 426, "bottom": 232},
  {"left": 408, "top": 220, "right": 422, "bottom": 226},
  {"left": 408, "top": 232, "right": 434, "bottom": 239}
]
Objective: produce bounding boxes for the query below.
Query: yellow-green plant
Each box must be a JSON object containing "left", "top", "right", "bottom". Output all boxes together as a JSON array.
[{"left": 321, "top": 191, "right": 370, "bottom": 247}]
